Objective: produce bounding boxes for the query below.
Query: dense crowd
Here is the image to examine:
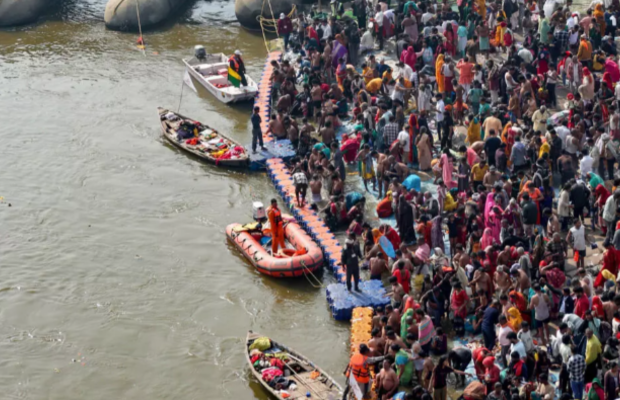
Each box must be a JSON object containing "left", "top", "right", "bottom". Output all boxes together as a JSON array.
[{"left": 254, "top": 0, "right": 620, "bottom": 398}]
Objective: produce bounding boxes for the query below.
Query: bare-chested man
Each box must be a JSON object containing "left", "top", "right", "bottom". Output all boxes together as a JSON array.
[
  {"left": 494, "top": 265, "right": 512, "bottom": 298},
  {"left": 268, "top": 113, "right": 286, "bottom": 139},
  {"left": 376, "top": 359, "right": 399, "bottom": 400},
  {"left": 376, "top": 152, "right": 388, "bottom": 198},
  {"left": 497, "top": 246, "right": 512, "bottom": 268},
  {"left": 368, "top": 327, "right": 387, "bottom": 356},
  {"left": 511, "top": 267, "right": 531, "bottom": 292},
  {"left": 372, "top": 306, "right": 385, "bottom": 332},
  {"left": 319, "top": 119, "right": 335, "bottom": 145},
  {"left": 384, "top": 330, "right": 406, "bottom": 355},
  {"left": 470, "top": 266, "right": 492, "bottom": 299},
  {"left": 309, "top": 174, "right": 323, "bottom": 205},
  {"left": 370, "top": 255, "right": 388, "bottom": 280},
  {"left": 386, "top": 304, "right": 402, "bottom": 334},
  {"left": 387, "top": 276, "right": 406, "bottom": 306}
]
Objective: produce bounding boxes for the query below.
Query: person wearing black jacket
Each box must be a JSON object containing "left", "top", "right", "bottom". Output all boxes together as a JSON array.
[
  {"left": 521, "top": 194, "right": 538, "bottom": 235},
  {"left": 342, "top": 232, "right": 362, "bottom": 292},
  {"left": 570, "top": 180, "right": 590, "bottom": 222}
]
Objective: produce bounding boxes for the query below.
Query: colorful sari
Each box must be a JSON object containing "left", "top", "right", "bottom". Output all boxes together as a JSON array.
[
  {"left": 436, "top": 54, "right": 445, "bottom": 93},
  {"left": 418, "top": 315, "right": 435, "bottom": 346},
  {"left": 594, "top": 246, "right": 620, "bottom": 288},
  {"left": 506, "top": 307, "right": 523, "bottom": 331},
  {"left": 481, "top": 228, "right": 496, "bottom": 249},
  {"left": 439, "top": 153, "right": 456, "bottom": 189}
]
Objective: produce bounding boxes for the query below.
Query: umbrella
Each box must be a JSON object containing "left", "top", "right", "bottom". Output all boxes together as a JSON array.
[{"left": 378, "top": 236, "right": 396, "bottom": 259}]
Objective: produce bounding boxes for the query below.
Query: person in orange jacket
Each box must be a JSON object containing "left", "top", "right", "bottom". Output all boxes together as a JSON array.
[{"left": 267, "top": 198, "right": 285, "bottom": 254}]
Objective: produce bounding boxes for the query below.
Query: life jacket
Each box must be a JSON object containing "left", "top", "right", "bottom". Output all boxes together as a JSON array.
[
  {"left": 269, "top": 206, "right": 283, "bottom": 227},
  {"left": 228, "top": 56, "right": 239, "bottom": 72},
  {"left": 346, "top": 353, "right": 370, "bottom": 383}
]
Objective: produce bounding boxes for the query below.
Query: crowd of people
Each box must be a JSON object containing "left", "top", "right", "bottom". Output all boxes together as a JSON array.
[{"left": 258, "top": 0, "right": 620, "bottom": 398}]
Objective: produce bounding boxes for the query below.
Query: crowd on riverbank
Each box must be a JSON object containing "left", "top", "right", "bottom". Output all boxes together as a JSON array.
[{"left": 254, "top": 0, "right": 620, "bottom": 399}]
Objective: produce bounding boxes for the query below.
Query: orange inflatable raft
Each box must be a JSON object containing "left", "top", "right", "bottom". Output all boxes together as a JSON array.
[{"left": 226, "top": 221, "right": 324, "bottom": 278}]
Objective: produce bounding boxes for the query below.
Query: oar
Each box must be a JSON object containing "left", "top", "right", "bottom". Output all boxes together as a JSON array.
[{"left": 283, "top": 362, "right": 324, "bottom": 399}]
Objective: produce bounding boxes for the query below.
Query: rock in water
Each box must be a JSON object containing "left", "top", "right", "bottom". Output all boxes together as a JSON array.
[
  {"left": 234, "top": 0, "right": 297, "bottom": 31},
  {"left": 104, "top": 0, "right": 190, "bottom": 31},
  {"left": 0, "top": 0, "right": 52, "bottom": 27}
]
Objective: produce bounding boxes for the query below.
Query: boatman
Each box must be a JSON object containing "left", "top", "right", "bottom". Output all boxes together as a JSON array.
[
  {"left": 267, "top": 199, "right": 285, "bottom": 255},
  {"left": 343, "top": 344, "right": 385, "bottom": 399},
  {"left": 228, "top": 50, "right": 248, "bottom": 87}
]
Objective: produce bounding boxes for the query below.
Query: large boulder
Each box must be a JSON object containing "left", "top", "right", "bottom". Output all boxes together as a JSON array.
[
  {"left": 0, "top": 0, "right": 51, "bottom": 27},
  {"left": 104, "top": 0, "right": 190, "bottom": 31},
  {"left": 234, "top": 0, "right": 296, "bottom": 31}
]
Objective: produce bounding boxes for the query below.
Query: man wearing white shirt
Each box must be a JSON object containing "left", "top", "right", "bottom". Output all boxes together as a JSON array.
[
  {"left": 321, "top": 22, "right": 332, "bottom": 40},
  {"left": 398, "top": 129, "right": 411, "bottom": 164},
  {"left": 421, "top": 11, "right": 434, "bottom": 24},
  {"left": 554, "top": 124, "right": 570, "bottom": 150},
  {"left": 508, "top": 332, "right": 527, "bottom": 361},
  {"left": 360, "top": 29, "right": 375, "bottom": 52},
  {"left": 518, "top": 47, "right": 534, "bottom": 64},
  {"left": 615, "top": 81, "right": 620, "bottom": 101},
  {"left": 603, "top": 191, "right": 620, "bottom": 241},
  {"left": 580, "top": 152, "right": 594, "bottom": 178},
  {"left": 436, "top": 93, "right": 445, "bottom": 135},
  {"left": 394, "top": 60, "right": 414, "bottom": 81}
]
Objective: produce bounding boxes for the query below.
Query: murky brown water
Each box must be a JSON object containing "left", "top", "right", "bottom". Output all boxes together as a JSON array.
[{"left": 0, "top": 2, "right": 350, "bottom": 399}]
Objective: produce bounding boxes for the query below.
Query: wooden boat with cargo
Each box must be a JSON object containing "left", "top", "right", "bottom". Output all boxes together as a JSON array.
[
  {"left": 245, "top": 331, "right": 343, "bottom": 400},
  {"left": 226, "top": 217, "right": 323, "bottom": 278},
  {"left": 157, "top": 107, "right": 249, "bottom": 168}
]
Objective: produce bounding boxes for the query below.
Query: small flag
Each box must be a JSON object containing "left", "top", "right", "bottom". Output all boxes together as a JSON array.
[
  {"left": 183, "top": 70, "right": 197, "bottom": 93},
  {"left": 227, "top": 66, "right": 241, "bottom": 88}
]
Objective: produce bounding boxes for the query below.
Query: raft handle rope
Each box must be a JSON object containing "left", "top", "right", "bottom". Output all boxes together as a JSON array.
[
  {"left": 257, "top": 0, "right": 296, "bottom": 53},
  {"left": 300, "top": 258, "right": 323, "bottom": 288},
  {"left": 135, "top": 0, "right": 146, "bottom": 56}
]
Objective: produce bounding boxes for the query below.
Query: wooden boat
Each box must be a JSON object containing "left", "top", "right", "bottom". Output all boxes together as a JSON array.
[
  {"left": 226, "top": 219, "right": 323, "bottom": 278},
  {"left": 245, "top": 331, "right": 343, "bottom": 400},
  {"left": 158, "top": 107, "right": 249, "bottom": 168},
  {"left": 183, "top": 48, "right": 258, "bottom": 104}
]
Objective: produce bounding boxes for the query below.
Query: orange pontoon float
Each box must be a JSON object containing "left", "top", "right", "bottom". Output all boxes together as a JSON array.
[{"left": 226, "top": 220, "right": 323, "bottom": 278}]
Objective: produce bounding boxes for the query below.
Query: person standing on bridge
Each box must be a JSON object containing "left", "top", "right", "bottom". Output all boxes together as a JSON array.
[{"left": 277, "top": 13, "right": 293, "bottom": 51}]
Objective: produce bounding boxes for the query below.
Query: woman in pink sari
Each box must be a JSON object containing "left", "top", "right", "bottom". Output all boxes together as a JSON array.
[
  {"left": 400, "top": 46, "right": 417, "bottom": 70},
  {"left": 436, "top": 148, "right": 456, "bottom": 189},
  {"left": 488, "top": 205, "right": 504, "bottom": 243},
  {"left": 340, "top": 133, "right": 361, "bottom": 163},
  {"left": 481, "top": 228, "right": 496, "bottom": 249},
  {"left": 484, "top": 192, "right": 497, "bottom": 225}
]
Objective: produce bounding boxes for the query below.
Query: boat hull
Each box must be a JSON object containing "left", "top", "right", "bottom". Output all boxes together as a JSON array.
[
  {"left": 157, "top": 107, "right": 249, "bottom": 168},
  {"left": 227, "top": 222, "right": 323, "bottom": 278}
]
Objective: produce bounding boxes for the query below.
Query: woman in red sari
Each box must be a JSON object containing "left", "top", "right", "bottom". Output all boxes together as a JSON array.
[
  {"left": 509, "top": 290, "right": 531, "bottom": 323},
  {"left": 451, "top": 282, "right": 469, "bottom": 318},
  {"left": 594, "top": 241, "right": 620, "bottom": 288},
  {"left": 444, "top": 24, "right": 457, "bottom": 57}
]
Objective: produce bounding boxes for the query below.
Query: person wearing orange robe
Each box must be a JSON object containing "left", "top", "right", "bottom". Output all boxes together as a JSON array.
[{"left": 267, "top": 199, "right": 285, "bottom": 254}]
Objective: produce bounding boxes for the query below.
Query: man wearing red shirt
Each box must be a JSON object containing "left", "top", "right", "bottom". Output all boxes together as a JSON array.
[
  {"left": 392, "top": 260, "right": 411, "bottom": 294},
  {"left": 277, "top": 13, "right": 293, "bottom": 50},
  {"left": 574, "top": 286, "right": 590, "bottom": 319}
]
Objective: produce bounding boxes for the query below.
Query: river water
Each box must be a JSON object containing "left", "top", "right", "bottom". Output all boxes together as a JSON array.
[{"left": 0, "top": 1, "right": 350, "bottom": 399}]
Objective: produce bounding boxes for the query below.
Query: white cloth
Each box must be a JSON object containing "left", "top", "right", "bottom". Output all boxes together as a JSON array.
[
  {"left": 604, "top": 196, "right": 617, "bottom": 222},
  {"left": 518, "top": 330, "right": 534, "bottom": 353},
  {"left": 375, "top": 11, "right": 384, "bottom": 26},
  {"left": 421, "top": 12, "right": 434, "bottom": 24},
  {"left": 398, "top": 130, "right": 410, "bottom": 149},
  {"left": 580, "top": 156, "right": 594, "bottom": 177},
  {"left": 436, "top": 100, "right": 445, "bottom": 122},
  {"left": 499, "top": 325, "right": 513, "bottom": 346},
  {"left": 361, "top": 31, "right": 374, "bottom": 50},
  {"left": 570, "top": 225, "right": 587, "bottom": 251},
  {"left": 518, "top": 48, "right": 534, "bottom": 64},
  {"left": 511, "top": 341, "right": 527, "bottom": 360},
  {"left": 555, "top": 126, "right": 570, "bottom": 149}
]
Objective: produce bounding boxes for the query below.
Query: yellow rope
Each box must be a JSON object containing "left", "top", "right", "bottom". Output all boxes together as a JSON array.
[{"left": 257, "top": 4, "right": 297, "bottom": 34}]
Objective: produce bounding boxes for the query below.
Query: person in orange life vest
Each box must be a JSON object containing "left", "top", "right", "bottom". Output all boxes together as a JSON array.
[
  {"left": 229, "top": 50, "right": 248, "bottom": 87},
  {"left": 267, "top": 199, "right": 285, "bottom": 254},
  {"left": 343, "top": 344, "right": 386, "bottom": 399}
]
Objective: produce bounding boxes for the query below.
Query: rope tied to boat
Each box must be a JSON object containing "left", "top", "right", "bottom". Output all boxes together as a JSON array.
[
  {"left": 299, "top": 258, "right": 322, "bottom": 288},
  {"left": 257, "top": 0, "right": 296, "bottom": 53}
]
